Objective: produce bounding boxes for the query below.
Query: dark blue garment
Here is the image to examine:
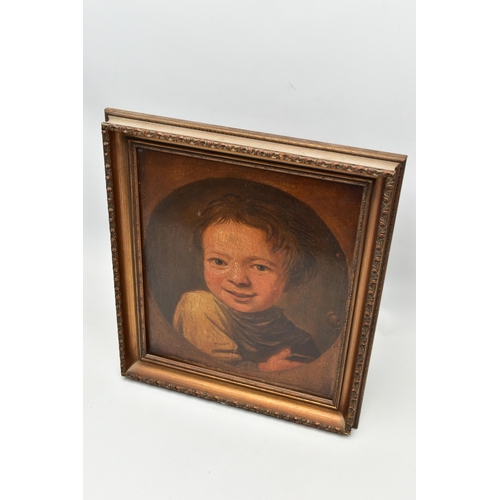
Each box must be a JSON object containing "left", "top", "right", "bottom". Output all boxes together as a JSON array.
[{"left": 214, "top": 297, "right": 320, "bottom": 364}]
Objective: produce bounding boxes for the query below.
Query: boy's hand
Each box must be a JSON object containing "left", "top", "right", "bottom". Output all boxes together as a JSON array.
[{"left": 258, "top": 348, "right": 304, "bottom": 372}]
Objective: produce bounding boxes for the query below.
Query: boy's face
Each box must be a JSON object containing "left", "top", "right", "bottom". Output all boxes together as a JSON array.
[{"left": 202, "top": 221, "right": 287, "bottom": 313}]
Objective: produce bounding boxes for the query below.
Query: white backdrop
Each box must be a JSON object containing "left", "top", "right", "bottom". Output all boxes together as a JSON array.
[{"left": 84, "top": 1, "right": 415, "bottom": 498}]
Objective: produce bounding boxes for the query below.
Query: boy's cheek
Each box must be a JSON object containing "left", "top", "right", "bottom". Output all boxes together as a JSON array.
[
  {"left": 204, "top": 269, "right": 217, "bottom": 283},
  {"left": 205, "top": 267, "right": 225, "bottom": 278}
]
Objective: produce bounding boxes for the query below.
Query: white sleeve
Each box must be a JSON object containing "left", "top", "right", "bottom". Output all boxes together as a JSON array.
[{"left": 173, "top": 291, "right": 242, "bottom": 362}]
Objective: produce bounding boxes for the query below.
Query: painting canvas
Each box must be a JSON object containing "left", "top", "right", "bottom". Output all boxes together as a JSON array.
[{"left": 102, "top": 108, "right": 406, "bottom": 434}]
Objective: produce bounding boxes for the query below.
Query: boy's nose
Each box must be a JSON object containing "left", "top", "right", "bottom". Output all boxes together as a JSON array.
[{"left": 227, "top": 262, "right": 250, "bottom": 287}]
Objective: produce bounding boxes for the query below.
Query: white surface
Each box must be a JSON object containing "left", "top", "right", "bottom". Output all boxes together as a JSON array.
[{"left": 84, "top": 1, "right": 415, "bottom": 499}]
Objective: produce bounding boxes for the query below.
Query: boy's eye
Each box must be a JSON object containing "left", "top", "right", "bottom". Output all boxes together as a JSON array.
[
  {"left": 209, "top": 258, "right": 226, "bottom": 266},
  {"left": 253, "top": 264, "right": 269, "bottom": 272}
]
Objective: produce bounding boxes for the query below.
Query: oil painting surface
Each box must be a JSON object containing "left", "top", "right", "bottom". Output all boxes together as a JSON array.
[{"left": 139, "top": 147, "right": 364, "bottom": 399}]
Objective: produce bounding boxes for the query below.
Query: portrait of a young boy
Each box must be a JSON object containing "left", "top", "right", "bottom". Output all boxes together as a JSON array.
[{"left": 142, "top": 169, "right": 359, "bottom": 397}]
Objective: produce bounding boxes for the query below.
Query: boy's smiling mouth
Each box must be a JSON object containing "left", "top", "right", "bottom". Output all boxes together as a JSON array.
[{"left": 223, "top": 289, "right": 257, "bottom": 300}]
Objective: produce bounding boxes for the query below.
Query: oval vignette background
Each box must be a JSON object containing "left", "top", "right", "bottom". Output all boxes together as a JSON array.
[{"left": 144, "top": 177, "right": 350, "bottom": 350}]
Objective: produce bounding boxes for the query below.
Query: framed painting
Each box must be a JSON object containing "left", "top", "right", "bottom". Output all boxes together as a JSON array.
[{"left": 101, "top": 108, "right": 406, "bottom": 435}]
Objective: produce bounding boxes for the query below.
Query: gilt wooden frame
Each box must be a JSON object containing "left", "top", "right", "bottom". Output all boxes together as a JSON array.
[{"left": 101, "top": 108, "right": 406, "bottom": 435}]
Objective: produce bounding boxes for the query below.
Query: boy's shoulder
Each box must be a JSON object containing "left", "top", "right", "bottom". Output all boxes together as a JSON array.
[{"left": 177, "top": 290, "right": 217, "bottom": 309}]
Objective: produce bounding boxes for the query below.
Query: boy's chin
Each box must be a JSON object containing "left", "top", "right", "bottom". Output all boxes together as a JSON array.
[
  {"left": 219, "top": 296, "right": 266, "bottom": 313},
  {"left": 225, "top": 301, "right": 259, "bottom": 313}
]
